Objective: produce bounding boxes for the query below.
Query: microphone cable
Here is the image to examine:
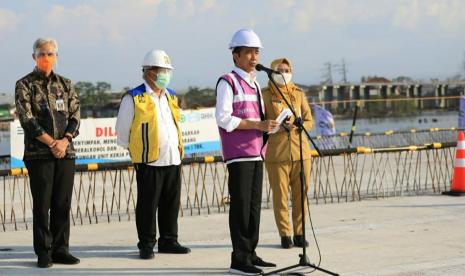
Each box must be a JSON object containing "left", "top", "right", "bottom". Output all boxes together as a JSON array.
[{"left": 280, "top": 74, "right": 323, "bottom": 275}]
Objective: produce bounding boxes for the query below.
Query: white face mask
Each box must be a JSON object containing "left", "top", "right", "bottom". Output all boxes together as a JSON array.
[{"left": 273, "top": 73, "right": 292, "bottom": 86}]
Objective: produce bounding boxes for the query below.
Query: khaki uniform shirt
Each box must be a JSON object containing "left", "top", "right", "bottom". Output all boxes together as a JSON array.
[{"left": 262, "top": 85, "right": 313, "bottom": 163}]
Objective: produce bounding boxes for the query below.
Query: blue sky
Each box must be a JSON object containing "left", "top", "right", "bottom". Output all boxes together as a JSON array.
[{"left": 1, "top": 0, "right": 464, "bottom": 97}]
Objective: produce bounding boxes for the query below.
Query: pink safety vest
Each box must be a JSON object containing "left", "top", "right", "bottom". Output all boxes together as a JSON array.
[{"left": 217, "top": 71, "right": 264, "bottom": 161}]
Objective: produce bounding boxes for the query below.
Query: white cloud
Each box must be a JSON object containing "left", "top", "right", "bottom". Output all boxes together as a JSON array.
[
  {"left": 44, "top": 1, "right": 163, "bottom": 43},
  {"left": 390, "top": 0, "right": 465, "bottom": 32},
  {"left": 0, "top": 9, "right": 20, "bottom": 31},
  {"left": 41, "top": 0, "right": 218, "bottom": 43},
  {"left": 393, "top": 0, "right": 421, "bottom": 30},
  {"left": 1, "top": 0, "right": 464, "bottom": 92},
  {"left": 426, "top": 0, "right": 465, "bottom": 32},
  {"left": 276, "top": 0, "right": 391, "bottom": 32},
  {"left": 269, "top": 0, "right": 465, "bottom": 33},
  {"left": 200, "top": 0, "right": 216, "bottom": 12},
  {"left": 291, "top": 1, "right": 316, "bottom": 32},
  {"left": 165, "top": 0, "right": 217, "bottom": 19}
]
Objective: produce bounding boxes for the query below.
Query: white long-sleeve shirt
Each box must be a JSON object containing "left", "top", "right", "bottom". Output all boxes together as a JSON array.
[
  {"left": 116, "top": 83, "right": 181, "bottom": 166},
  {"left": 215, "top": 66, "right": 264, "bottom": 164}
]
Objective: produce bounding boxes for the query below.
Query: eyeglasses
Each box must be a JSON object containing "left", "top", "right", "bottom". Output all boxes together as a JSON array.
[{"left": 37, "top": 52, "right": 57, "bottom": 57}]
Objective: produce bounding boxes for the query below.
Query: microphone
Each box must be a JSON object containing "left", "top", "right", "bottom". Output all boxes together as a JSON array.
[{"left": 255, "top": 64, "right": 280, "bottom": 75}]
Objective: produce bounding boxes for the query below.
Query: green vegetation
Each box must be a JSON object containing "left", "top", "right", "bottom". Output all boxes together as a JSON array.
[
  {"left": 74, "top": 81, "right": 125, "bottom": 118},
  {"left": 74, "top": 83, "right": 217, "bottom": 112},
  {"left": 387, "top": 94, "right": 417, "bottom": 116},
  {"left": 180, "top": 86, "right": 216, "bottom": 109},
  {"left": 74, "top": 81, "right": 113, "bottom": 108},
  {"left": 0, "top": 105, "right": 11, "bottom": 121}
]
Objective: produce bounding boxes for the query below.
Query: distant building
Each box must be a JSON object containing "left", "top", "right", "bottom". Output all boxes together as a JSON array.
[
  {"left": 81, "top": 98, "right": 121, "bottom": 118},
  {"left": 364, "top": 76, "right": 391, "bottom": 83},
  {"left": 305, "top": 79, "right": 465, "bottom": 116}
]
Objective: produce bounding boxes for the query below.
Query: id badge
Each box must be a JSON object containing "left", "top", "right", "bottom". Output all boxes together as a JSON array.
[{"left": 56, "top": 99, "right": 65, "bottom": 111}]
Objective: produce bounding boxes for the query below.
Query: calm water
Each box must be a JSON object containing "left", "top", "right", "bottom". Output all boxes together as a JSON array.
[{"left": 320, "top": 111, "right": 459, "bottom": 135}]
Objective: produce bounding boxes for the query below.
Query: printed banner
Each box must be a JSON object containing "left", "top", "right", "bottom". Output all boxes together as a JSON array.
[
  {"left": 10, "top": 107, "right": 221, "bottom": 168},
  {"left": 180, "top": 107, "right": 221, "bottom": 156}
]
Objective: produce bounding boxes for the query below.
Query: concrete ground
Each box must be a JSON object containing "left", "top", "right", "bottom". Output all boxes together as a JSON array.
[{"left": 1, "top": 195, "right": 465, "bottom": 275}]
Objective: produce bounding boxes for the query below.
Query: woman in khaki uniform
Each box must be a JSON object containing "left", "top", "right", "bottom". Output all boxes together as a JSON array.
[{"left": 262, "top": 58, "right": 313, "bottom": 249}]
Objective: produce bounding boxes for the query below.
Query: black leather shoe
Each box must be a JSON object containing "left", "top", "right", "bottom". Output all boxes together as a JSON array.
[
  {"left": 281, "top": 236, "right": 293, "bottom": 249},
  {"left": 37, "top": 254, "right": 52, "bottom": 268},
  {"left": 139, "top": 248, "right": 154, "bottom": 259},
  {"left": 158, "top": 241, "right": 191, "bottom": 254},
  {"left": 252, "top": 256, "right": 276, "bottom": 268},
  {"left": 293, "top": 235, "right": 309, "bottom": 248},
  {"left": 51, "top": 252, "right": 80, "bottom": 265},
  {"left": 229, "top": 263, "right": 263, "bottom": 275}
]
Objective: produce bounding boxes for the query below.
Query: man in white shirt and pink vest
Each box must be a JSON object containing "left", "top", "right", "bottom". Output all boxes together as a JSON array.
[
  {"left": 216, "top": 29, "right": 279, "bottom": 275},
  {"left": 116, "top": 49, "right": 190, "bottom": 260}
]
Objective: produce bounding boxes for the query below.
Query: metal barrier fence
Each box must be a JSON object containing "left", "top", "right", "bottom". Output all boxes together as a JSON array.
[
  {"left": 314, "top": 128, "right": 460, "bottom": 150},
  {"left": 1, "top": 128, "right": 459, "bottom": 232}
]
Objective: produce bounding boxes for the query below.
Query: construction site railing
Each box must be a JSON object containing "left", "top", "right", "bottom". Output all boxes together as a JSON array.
[{"left": 0, "top": 138, "right": 457, "bottom": 232}]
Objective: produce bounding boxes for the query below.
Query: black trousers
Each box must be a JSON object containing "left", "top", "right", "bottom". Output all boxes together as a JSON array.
[
  {"left": 134, "top": 164, "right": 181, "bottom": 250},
  {"left": 227, "top": 161, "right": 263, "bottom": 266},
  {"left": 24, "top": 158, "right": 75, "bottom": 257}
]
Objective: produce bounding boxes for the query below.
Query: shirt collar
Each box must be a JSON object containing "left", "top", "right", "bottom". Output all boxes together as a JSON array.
[
  {"left": 33, "top": 66, "right": 56, "bottom": 80},
  {"left": 233, "top": 66, "right": 257, "bottom": 86},
  {"left": 144, "top": 82, "right": 165, "bottom": 96}
]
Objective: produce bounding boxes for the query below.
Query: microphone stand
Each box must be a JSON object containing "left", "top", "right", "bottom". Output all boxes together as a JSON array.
[
  {"left": 262, "top": 71, "right": 339, "bottom": 276},
  {"left": 348, "top": 101, "right": 360, "bottom": 146}
]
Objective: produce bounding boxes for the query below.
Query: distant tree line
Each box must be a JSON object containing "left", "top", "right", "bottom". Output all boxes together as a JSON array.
[
  {"left": 74, "top": 81, "right": 126, "bottom": 118},
  {"left": 180, "top": 86, "right": 216, "bottom": 109},
  {"left": 74, "top": 82, "right": 218, "bottom": 114},
  {"left": 73, "top": 82, "right": 220, "bottom": 117}
]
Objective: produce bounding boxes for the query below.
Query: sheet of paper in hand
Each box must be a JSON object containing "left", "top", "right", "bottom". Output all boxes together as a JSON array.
[{"left": 268, "top": 108, "right": 292, "bottom": 134}]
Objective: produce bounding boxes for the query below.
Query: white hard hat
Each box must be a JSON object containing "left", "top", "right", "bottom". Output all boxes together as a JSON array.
[
  {"left": 142, "top": 49, "right": 174, "bottom": 69},
  {"left": 228, "top": 29, "right": 263, "bottom": 49}
]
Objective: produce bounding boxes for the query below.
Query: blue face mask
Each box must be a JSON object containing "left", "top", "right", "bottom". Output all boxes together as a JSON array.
[{"left": 155, "top": 73, "right": 171, "bottom": 89}]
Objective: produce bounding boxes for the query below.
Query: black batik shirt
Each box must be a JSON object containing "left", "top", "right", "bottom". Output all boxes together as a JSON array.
[{"left": 15, "top": 67, "right": 80, "bottom": 160}]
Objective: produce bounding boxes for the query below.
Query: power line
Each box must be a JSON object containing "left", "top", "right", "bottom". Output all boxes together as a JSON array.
[
  {"left": 321, "top": 62, "right": 333, "bottom": 84},
  {"left": 322, "top": 59, "right": 349, "bottom": 84},
  {"left": 333, "top": 59, "right": 348, "bottom": 83}
]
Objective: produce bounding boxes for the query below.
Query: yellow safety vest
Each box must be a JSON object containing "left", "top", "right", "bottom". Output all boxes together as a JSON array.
[{"left": 127, "top": 84, "right": 184, "bottom": 163}]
